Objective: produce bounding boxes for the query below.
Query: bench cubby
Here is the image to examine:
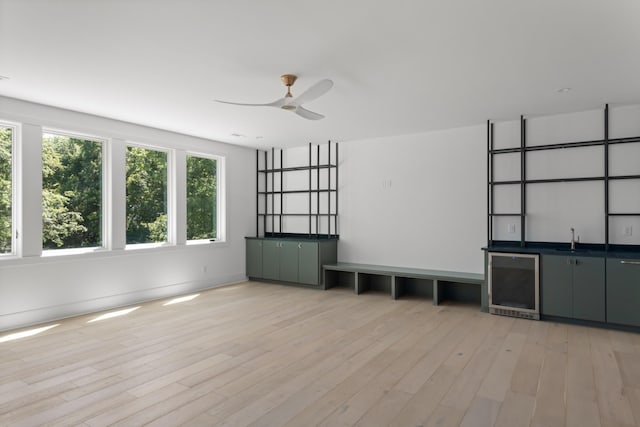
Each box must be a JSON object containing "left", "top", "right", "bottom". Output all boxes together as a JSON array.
[{"left": 322, "top": 263, "right": 486, "bottom": 310}]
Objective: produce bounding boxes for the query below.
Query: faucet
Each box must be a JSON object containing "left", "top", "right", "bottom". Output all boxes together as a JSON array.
[{"left": 570, "top": 227, "right": 579, "bottom": 250}]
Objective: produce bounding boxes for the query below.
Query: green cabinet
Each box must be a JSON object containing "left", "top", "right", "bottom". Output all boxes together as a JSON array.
[
  {"left": 262, "top": 240, "right": 281, "bottom": 280},
  {"left": 298, "top": 242, "right": 320, "bottom": 285},
  {"left": 245, "top": 238, "right": 337, "bottom": 287},
  {"left": 246, "top": 239, "right": 263, "bottom": 278},
  {"left": 606, "top": 258, "right": 640, "bottom": 327},
  {"left": 541, "top": 254, "right": 605, "bottom": 322},
  {"left": 279, "top": 241, "right": 300, "bottom": 283},
  {"left": 573, "top": 257, "right": 605, "bottom": 322},
  {"left": 541, "top": 255, "right": 573, "bottom": 318}
]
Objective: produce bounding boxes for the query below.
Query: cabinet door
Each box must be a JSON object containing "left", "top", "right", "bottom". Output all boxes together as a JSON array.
[
  {"left": 246, "top": 239, "right": 263, "bottom": 278},
  {"left": 573, "top": 256, "right": 605, "bottom": 322},
  {"left": 607, "top": 258, "right": 640, "bottom": 327},
  {"left": 280, "top": 241, "right": 299, "bottom": 283},
  {"left": 298, "top": 242, "right": 319, "bottom": 285},
  {"left": 541, "top": 255, "right": 572, "bottom": 318},
  {"left": 262, "top": 240, "right": 280, "bottom": 280}
]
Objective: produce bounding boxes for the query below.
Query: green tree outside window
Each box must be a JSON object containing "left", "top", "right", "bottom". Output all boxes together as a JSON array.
[
  {"left": 126, "top": 146, "right": 168, "bottom": 244},
  {"left": 0, "top": 127, "right": 12, "bottom": 253},
  {"left": 42, "top": 133, "right": 102, "bottom": 249},
  {"left": 187, "top": 156, "right": 217, "bottom": 240}
]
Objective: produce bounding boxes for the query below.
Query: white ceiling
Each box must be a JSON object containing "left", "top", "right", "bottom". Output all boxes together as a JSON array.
[{"left": 1, "top": 0, "right": 639, "bottom": 149}]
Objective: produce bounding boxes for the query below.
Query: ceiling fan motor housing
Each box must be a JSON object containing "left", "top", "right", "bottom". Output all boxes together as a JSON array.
[{"left": 280, "top": 74, "right": 297, "bottom": 87}]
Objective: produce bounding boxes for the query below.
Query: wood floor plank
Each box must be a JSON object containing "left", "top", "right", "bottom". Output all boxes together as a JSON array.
[
  {"left": 494, "top": 391, "right": 536, "bottom": 427},
  {"left": 590, "top": 328, "right": 636, "bottom": 427},
  {"left": 566, "top": 325, "right": 601, "bottom": 427},
  {"left": 2, "top": 281, "right": 640, "bottom": 427},
  {"left": 84, "top": 383, "right": 188, "bottom": 426},
  {"left": 530, "top": 347, "right": 567, "bottom": 427},
  {"left": 393, "top": 308, "right": 474, "bottom": 394},
  {"left": 425, "top": 404, "right": 466, "bottom": 427},
  {"left": 624, "top": 387, "right": 640, "bottom": 427},
  {"left": 440, "top": 315, "right": 514, "bottom": 411},
  {"left": 459, "top": 396, "right": 501, "bottom": 427},
  {"left": 223, "top": 300, "right": 432, "bottom": 427},
  {"left": 615, "top": 351, "right": 640, "bottom": 388},
  {"left": 475, "top": 330, "right": 527, "bottom": 403},
  {"left": 510, "top": 341, "right": 544, "bottom": 396},
  {"left": 252, "top": 307, "right": 435, "bottom": 426},
  {"left": 281, "top": 304, "right": 445, "bottom": 427},
  {"left": 390, "top": 365, "right": 458, "bottom": 427}
]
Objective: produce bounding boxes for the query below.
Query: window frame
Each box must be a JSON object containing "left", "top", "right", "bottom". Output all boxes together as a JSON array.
[
  {"left": 185, "top": 152, "right": 225, "bottom": 244},
  {"left": 0, "top": 121, "right": 18, "bottom": 257},
  {"left": 124, "top": 142, "right": 173, "bottom": 249},
  {"left": 40, "top": 128, "right": 108, "bottom": 255}
]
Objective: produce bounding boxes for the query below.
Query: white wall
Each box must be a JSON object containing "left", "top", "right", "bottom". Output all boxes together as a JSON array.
[
  {"left": 492, "top": 104, "right": 640, "bottom": 245},
  {"left": 0, "top": 96, "right": 255, "bottom": 332},
  {"left": 338, "top": 126, "right": 487, "bottom": 274}
]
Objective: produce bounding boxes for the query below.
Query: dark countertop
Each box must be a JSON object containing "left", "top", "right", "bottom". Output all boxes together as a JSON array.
[
  {"left": 483, "top": 241, "right": 640, "bottom": 259},
  {"left": 246, "top": 234, "right": 339, "bottom": 241}
]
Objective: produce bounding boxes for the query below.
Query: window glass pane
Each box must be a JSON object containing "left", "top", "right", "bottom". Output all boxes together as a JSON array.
[
  {"left": 0, "top": 126, "right": 12, "bottom": 254},
  {"left": 187, "top": 156, "right": 217, "bottom": 240},
  {"left": 42, "top": 133, "right": 103, "bottom": 249},
  {"left": 126, "top": 146, "right": 167, "bottom": 244}
]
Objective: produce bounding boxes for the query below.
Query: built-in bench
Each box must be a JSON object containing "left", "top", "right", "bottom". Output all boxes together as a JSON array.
[{"left": 322, "top": 263, "right": 485, "bottom": 309}]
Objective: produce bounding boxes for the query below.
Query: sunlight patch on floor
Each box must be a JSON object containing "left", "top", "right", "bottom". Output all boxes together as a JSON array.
[
  {"left": 163, "top": 293, "right": 200, "bottom": 306},
  {"left": 0, "top": 324, "right": 60, "bottom": 343},
  {"left": 88, "top": 306, "right": 140, "bottom": 323}
]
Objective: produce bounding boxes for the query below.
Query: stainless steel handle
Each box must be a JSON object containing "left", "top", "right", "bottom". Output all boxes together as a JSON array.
[
  {"left": 620, "top": 260, "right": 640, "bottom": 265},
  {"left": 298, "top": 243, "right": 302, "bottom": 249}
]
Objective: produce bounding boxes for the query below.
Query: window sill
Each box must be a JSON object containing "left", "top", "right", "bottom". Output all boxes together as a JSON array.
[
  {"left": 42, "top": 246, "right": 106, "bottom": 257},
  {"left": 125, "top": 242, "right": 172, "bottom": 251},
  {"left": 186, "top": 239, "right": 226, "bottom": 246},
  {"left": 0, "top": 240, "right": 229, "bottom": 267}
]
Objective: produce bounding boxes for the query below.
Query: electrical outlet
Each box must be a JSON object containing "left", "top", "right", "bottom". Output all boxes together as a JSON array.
[
  {"left": 624, "top": 226, "right": 633, "bottom": 237},
  {"left": 507, "top": 223, "right": 516, "bottom": 233}
]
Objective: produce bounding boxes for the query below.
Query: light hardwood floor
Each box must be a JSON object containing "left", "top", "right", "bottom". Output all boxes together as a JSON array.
[{"left": 1, "top": 281, "right": 640, "bottom": 427}]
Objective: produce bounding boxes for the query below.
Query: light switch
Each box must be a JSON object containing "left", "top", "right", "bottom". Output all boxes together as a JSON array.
[
  {"left": 624, "top": 226, "right": 633, "bottom": 237},
  {"left": 507, "top": 223, "right": 516, "bottom": 233}
]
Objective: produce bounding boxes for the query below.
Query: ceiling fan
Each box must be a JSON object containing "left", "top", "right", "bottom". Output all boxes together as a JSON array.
[{"left": 215, "top": 74, "right": 333, "bottom": 120}]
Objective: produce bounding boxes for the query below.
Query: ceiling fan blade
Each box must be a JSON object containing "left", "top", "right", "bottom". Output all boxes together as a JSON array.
[
  {"left": 215, "top": 97, "right": 286, "bottom": 108},
  {"left": 292, "top": 79, "right": 333, "bottom": 106},
  {"left": 295, "top": 106, "right": 325, "bottom": 120}
]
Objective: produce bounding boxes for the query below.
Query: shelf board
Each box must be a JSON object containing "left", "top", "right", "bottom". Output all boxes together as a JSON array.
[
  {"left": 609, "top": 175, "right": 640, "bottom": 181},
  {"left": 492, "top": 176, "right": 605, "bottom": 185},
  {"left": 525, "top": 176, "right": 605, "bottom": 184},
  {"left": 258, "top": 189, "right": 337, "bottom": 195},
  {"left": 490, "top": 136, "right": 640, "bottom": 155},
  {"left": 258, "top": 213, "right": 338, "bottom": 217},
  {"left": 258, "top": 164, "right": 337, "bottom": 173},
  {"left": 608, "top": 136, "right": 640, "bottom": 145},
  {"left": 490, "top": 180, "right": 521, "bottom": 186},
  {"left": 489, "top": 213, "right": 525, "bottom": 217},
  {"left": 608, "top": 213, "right": 640, "bottom": 216},
  {"left": 489, "top": 147, "right": 522, "bottom": 154}
]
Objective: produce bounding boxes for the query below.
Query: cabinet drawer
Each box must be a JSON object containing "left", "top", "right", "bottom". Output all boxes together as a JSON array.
[{"left": 607, "top": 258, "right": 640, "bottom": 327}]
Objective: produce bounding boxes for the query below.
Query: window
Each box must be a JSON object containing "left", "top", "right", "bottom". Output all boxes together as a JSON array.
[
  {"left": 187, "top": 155, "right": 217, "bottom": 241},
  {"left": 42, "top": 132, "right": 103, "bottom": 250},
  {"left": 126, "top": 146, "right": 168, "bottom": 245},
  {"left": 0, "top": 125, "right": 13, "bottom": 254}
]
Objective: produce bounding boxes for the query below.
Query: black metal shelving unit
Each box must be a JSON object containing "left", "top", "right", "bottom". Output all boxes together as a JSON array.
[
  {"left": 256, "top": 141, "right": 339, "bottom": 239},
  {"left": 488, "top": 104, "right": 640, "bottom": 248}
]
